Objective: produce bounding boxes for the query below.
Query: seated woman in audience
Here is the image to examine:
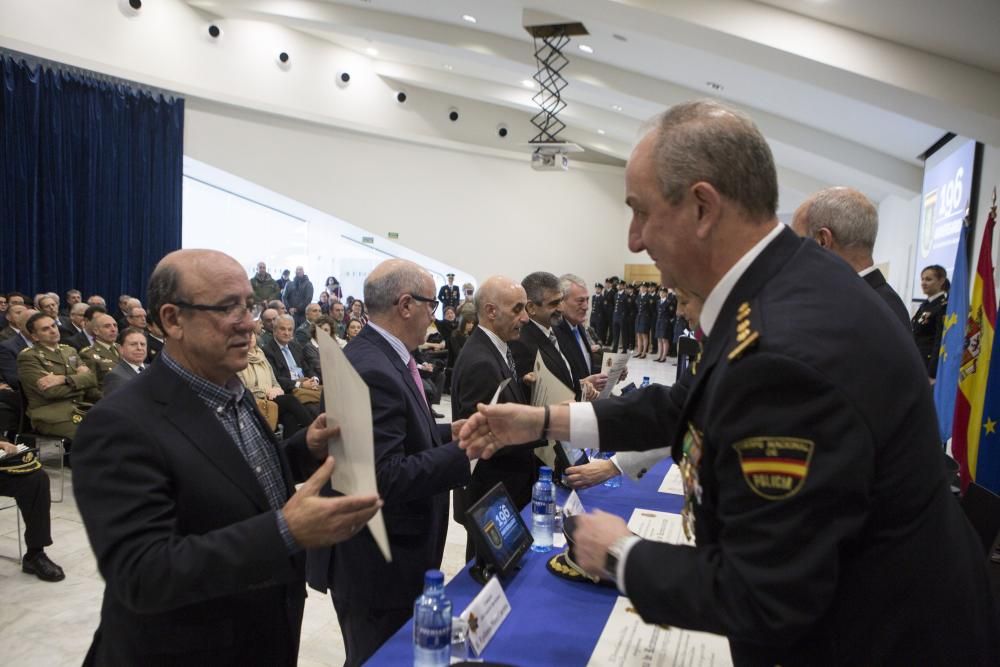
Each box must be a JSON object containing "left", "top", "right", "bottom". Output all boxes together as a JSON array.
[
  {"left": 317, "top": 291, "right": 331, "bottom": 315},
  {"left": 344, "top": 317, "right": 364, "bottom": 344},
  {"left": 349, "top": 299, "right": 368, "bottom": 326},
  {"left": 449, "top": 316, "right": 476, "bottom": 367},
  {"left": 302, "top": 315, "right": 335, "bottom": 382},
  {"left": 912, "top": 264, "right": 949, "bottom": 384},
  {"left": 238, "top": 331, "right": 314, "bottom": 436}
]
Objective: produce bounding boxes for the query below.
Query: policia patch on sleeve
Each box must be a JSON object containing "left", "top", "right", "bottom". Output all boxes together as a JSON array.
[{"left": 733, "top": 437, "right": 814, "bottom": 500}]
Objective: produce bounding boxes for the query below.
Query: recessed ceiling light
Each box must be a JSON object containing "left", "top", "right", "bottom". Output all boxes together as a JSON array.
[
  {"left": 461, "top": 14, "right": 477, "bottom": 23},
  {"left": 578, "top": 44, "right": 594, "bottom": 54},
  {"left": 365, "top": 47, "right": 379, "bottom": 57},
  {"left": 611, "top": 104, "right": 623, "bottom": 112},
  {"left": 597, "top": 129, "right": 606, "bottom": 135},
  {"left": 443, "top": 64, "right": 454, "bottom": 71},
  {"left": 520, "top": 79, "right": 535, "bottom": 88}
]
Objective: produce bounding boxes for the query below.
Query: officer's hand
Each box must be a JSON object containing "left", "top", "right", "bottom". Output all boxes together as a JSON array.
[
  {"left": 37, "top": 373, "right": 66, "bottom": 391},
  {"left": 305, "top": 413, "right": 340, "bottom": 460},
  {"left": 458, "top": 404, "right": 544, "bottom": 459},
  {"left": 573, "top": 510, "right": 633, "bottom": 579},
  {"left": 522, "top": 372, "right": 537, "bottom": 385},
  {"left": 76, "top": 365, "right": 90, "bottom": 374},
  {"left": 565, "top": 460, "right": 619, "bottom": 490},
  {"left": 0, "top": 441, "right": 17, "bottom": 455},
  {"left": 282, "top": 457, "right": 382, "bottom": 548},
  {"left": 584, "top": 373, "right": 609, "bottom": 391},
  {"left": 581, "top": 380, "right": 598, "bottom": 401}
]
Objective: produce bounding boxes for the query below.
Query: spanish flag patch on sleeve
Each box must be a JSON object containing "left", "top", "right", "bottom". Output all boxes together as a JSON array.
[{"left": 733, "top": 437, "right": 814, "bottom": 500}]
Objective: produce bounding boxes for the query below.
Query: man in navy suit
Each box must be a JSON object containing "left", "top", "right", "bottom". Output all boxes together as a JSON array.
[
  {"left": 306, "top": 259, "right": 471, "bottom": 666},
  {"left": 509, "top": 271, "right": 578, "bottom": 399},
  {"left": 0, "top": 305, "right": 35, "bottom": 390},
  {"left": 792, "top": 186, "right": 911, "bottom": 330},
  {"left": 459, "top": 101, "right": 999, "bottom": 664},
  {"left": 553, "top": 274, "right": 610, "bottom": 399},
  {"left": 73, "top": 249, "right": 382, "bottom": 666}
]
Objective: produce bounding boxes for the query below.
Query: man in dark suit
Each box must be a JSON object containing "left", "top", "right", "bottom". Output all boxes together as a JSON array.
[
  {"left": 509, "top": 271, "right": 578, "bottom": 399},
  {"left": 102, "top": 328, "right": 147, "bottom": 396},
  {"left": 792, "top": 186, "right": 911, "bottom": 330},
  {"left": 61, "top": 302, "right": 89, "bottom": 350},
  {"left": 263, "top": 314, "right": 320, "bottom": 394},
  {"left": 0, "top": 306, "right": 35, "bottom": 390},
  {"left": 306, "top": 259, "right": 470, "bottom": 666},
  {"left": 554, "top": 275, "right": 610, "bottom": 399},
  {"left": 451, "top": 275, "right": 538, "bottom": 560},
  {"left": 72, "top": 249, "right": 382, "bottom": 667},
  {"left": 459, "top": 101, "right": 999, "bottom": 665}
]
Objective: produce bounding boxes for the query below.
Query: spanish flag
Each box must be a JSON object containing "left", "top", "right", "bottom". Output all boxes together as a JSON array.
[
  {"left": 953, "top": 208, "right": 997, "bottom": 489},
  {"left": 973, "top": 203, "right": 1000, "bottom": 494}
]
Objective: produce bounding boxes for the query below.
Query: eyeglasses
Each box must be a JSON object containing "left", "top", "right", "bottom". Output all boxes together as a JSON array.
[
  {"left": 173, "top": 300, "right": 254, "bottom": 321},
  {"left": 394, "top": 293, "right": 439, "bottom": 311}
]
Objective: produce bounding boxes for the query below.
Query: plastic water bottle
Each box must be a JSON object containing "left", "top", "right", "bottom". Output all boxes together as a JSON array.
[
  {"left": 531, "top": 467, "right": 555, "bottom": 552},
  {"left": 413, "top": 570, "right": 452, "bottom": 667},
  {"left": 640, "top": 376, "right": 651, "bottom": 388},
  {"left": 600, "top": 451, "right": 623, "bottom": 489}
]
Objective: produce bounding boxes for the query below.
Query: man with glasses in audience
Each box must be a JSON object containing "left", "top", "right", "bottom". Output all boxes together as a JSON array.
[
  {"left": 72, "top": 248, "right": 382, "bottom": 666},
  {"left": 307, "top": 258, "right": 470, "bottom": 666}
]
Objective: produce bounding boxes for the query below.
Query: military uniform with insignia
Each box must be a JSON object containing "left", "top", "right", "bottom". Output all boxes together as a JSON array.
[
  {"left": 610, "top": 288, "right": 627, "bottom": 352},
  {"left": 17, "top": 343, "right": 101, "bottom": 439},
  {"left": 911, "top": 292, "right": 947, "bottom": 379},
  {"left": 80, "top": 341, "right": 120, "bottom": 386},
  {"left": 437, "top": 281, "right": 461, "bottom": 316},
  {"left": 592, "top": 228, "right": 998, "bottom": 664}
]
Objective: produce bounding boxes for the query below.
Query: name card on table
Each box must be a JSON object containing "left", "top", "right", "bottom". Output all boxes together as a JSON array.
[
  {"left": 587, "top": 596, "right": 733, "bottom": 667},
  {"left": 563, "top": 490, "right": 586, "bottom": 517},
  {"left": 626, "top": 509, "right": 693, "bottom": 546},
  {"left": 460, "top": 576, "right": 511, "bottom": 656},
  {"left": 657, "top": 463, "right": 684, "bottom": 495}
]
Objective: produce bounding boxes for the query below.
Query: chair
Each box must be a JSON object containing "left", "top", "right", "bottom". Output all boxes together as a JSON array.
[
  {"left": 15, "top": 386, "right": 68, "bottom": 503},
  {"left": 960, "top": 482, "right": 1000, "bottom": 556},
  {"left": 0, "top": 501, "right": 24, "bottom": 563}
]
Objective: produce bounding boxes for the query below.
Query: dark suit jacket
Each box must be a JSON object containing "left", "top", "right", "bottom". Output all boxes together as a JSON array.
[
  {"left": 262, "top": 338, "right": 309, "bottom": 392},
  {"left": 451, "top": 327, "right": 538, "bottom": 511},
  {"left": 56, "top": 316, "right": 77, "bottom": 342},
  {"left": 305, "top": 325, "right": 469, "bottom": 610},
  {"left": 73, "top": 359, "right": 317, "bottom": 666},
  {"left": 101, "top": 358, "right": 140, "bottom": 396},
  {"left": 509, "top": 320, "right": 579, "bottom": 400},
  {"left": 0, "top": 334, "right": 29, "bottom": 390},
  {"left": 862, "top": 268, "right": 910, "bottom": 330},
  {"left": 592, "top": 227, "right": 999, "bottom": 664},
  {"left": 553, "top": 319, "right": 596, "bottom": 382},
  {"left": 146, "top": 333, "right": 164, "bottom": 364}
]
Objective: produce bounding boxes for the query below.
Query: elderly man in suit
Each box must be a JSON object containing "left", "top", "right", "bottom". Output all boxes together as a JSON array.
[
  {"left": 554, "top": 274, "right": 609, "bottom": 398},
  {"left": 102, "top": 328, "right": 148, "bottom": 396},
  {"left": 306, "top": 259, "right": 471, "bottom": 666},
  {"left": 458, "top": 100, "right": 999, "bottom": 664},
  {"left": 791, "top": 186, "right": 911, "bottom": 330},
  {"left": 0, "top": 305, "right": 35, "bottom": 390},
  {"left": 263, "top": 315, "right": 320, "bottom": 398},
  {"left": 451, "top": 275, "right": 540, "bottom": 561},
  {"left": 72, "top": 249, "right": 382, "bottom": 666}
]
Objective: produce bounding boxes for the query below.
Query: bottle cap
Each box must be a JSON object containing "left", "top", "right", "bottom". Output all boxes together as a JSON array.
[
  {"left": 424, "top": 569, "right": 444, "bottom": 586},
  {"left": 539, "top": 466, "right": 552, "bottom": 479}
]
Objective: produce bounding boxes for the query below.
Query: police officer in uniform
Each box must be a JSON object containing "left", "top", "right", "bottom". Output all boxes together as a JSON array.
[
  {"left": 600, "top": 278, "right": 615, "bottom": 344},
  {"left": 459, "top": 101, "right": 999, "bottom": 665},
  {"left": 80, "top": 312, "right": 120, "bottom": 387},
  {"left": 437, "top": 273, "right": 461, "bottom": 317},
  {"left": 17, "top": 313, "right": 101, "bottom": 440},
  {"left": 912, "top": 265, "right": 949, "bottom": 382},
  {"left": 589, "top": 283, "right": 606, "bottom": 345},
  {"left": 610, "top": 283, "right": 627, "bottom": 352},
  {"left": 621, "top": 283, "right": 637, "bottom": 353}
]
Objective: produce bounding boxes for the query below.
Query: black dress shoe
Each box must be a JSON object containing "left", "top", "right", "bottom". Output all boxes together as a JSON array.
[
  {"left": 432, "top": 410, "right": 445, "bottom": 419},
  {"left": 22, "top": 551, "right": 65, "bottom": 582}
]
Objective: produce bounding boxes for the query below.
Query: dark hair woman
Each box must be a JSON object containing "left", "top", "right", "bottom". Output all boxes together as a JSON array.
[{"left": 912, "top": 265, "right": 949, "bottom": 382}]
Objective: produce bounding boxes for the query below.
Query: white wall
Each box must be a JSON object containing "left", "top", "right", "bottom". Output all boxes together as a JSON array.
[
  {"left": 875, "top": 193, "right": 921, "bottom": 309},
  {"left": 970, "top": 144, "right": 1000, "bottom": 293}
]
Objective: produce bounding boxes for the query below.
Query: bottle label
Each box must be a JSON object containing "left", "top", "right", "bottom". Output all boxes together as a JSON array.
[
  {"left": 532, "top": 500, "right": 554, "bottom": 514},
  {"left": 414, "top": 624, "right": 451, "bottom": 649}
]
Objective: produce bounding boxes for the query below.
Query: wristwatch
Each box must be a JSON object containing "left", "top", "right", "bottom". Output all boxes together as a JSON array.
[{"left": 604, "top": 536, "right": 632, "bottom": 585}]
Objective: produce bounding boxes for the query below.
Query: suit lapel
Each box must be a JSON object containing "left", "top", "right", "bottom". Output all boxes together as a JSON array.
[
  {"left": 472, "top": 328, "right": 526, "bottom": 404},
  {"left": 149, "top": 364, "right": 272, "bottom": 511},
  {"left": 530, "top": 324, "right": 575, "bottom": 392}
]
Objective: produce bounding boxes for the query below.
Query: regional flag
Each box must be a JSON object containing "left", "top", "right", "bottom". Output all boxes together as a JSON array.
[
  {"left": 934, "top": 217, "right": 970, "bottom": 442},
  {"left": 953, "top": 208, "right": 997, "bottom": 489},
  {"left": 974, "top": 205, "right": 1000, "bottom": 494}
]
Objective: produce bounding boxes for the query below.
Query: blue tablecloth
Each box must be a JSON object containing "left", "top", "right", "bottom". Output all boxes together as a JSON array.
[{"left": 368, "top": 458, "right": 682, "bottom": 666}]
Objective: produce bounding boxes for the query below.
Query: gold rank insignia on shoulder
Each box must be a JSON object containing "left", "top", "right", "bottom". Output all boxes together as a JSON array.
[
  {"left": 728, "top": 301, "right": 759, "bottom": 362},
  {"left": 733, "top": 437, "right": 814, "bottom": 500}
]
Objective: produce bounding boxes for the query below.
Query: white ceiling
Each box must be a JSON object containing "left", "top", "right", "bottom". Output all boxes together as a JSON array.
[{"left": 187, "top": 0, "right": 1000, "bottom": 211}]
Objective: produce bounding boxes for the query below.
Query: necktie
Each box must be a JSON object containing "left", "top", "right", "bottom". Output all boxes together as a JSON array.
[
  {"left": 573, "top": 327, "right": 588, "bottom": 365},
  {"left": 505, "top": 347, "right": 517, "bottom": 377},
  {"left": 137, "top": 365, "right": 144, "bottom": 373},
  {"left": 281, "top": 346, "right": 302, "bottom": 379},
  {"left": 549, "top": 331, "right": 573, "bottom": 375},
  {"left": 407, "top": 355, "right": 429, "bottom": 408}
]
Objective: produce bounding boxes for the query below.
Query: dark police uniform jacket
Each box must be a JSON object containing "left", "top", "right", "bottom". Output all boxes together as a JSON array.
[
  {"left": 437, "top": 284, "right": 461, "bottom": 312},
  {"left": 593, "top": 228, "right": 998, "bottom": 665},
  {"left": 912, "top": 292, "right": 947, "bottom": 379}
]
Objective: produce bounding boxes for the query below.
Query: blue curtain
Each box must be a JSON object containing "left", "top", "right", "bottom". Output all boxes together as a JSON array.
[{"left": 0, "top": 53, "right": 183, "bottom": 304}]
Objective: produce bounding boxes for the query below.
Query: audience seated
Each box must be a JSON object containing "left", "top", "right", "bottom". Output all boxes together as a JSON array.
[
  {"left": 17, "top": 312, "right": 101, "bottom": 440},
  {"left": 0, "top": 306, "right": 35, "bottom": 391},
  {"left": 262, "top": 314, "right": 321, "bottom": 411},
  {"left": 102, "top": 328, "right": 147, "bottom": 396},
  {"left": 238, "top": 331, "right": 315, "bottom": 436},
  {"left": 116, "top": 305, "right": 147, "bottom": 343},
  {"left": 0, "top": 301, "right": 28, "bottom": 343},
  {"left": 79, "top": 313, "right": 120, "bottom": 387},
  {"left": 0, "top": 439, "right": 65, "bottom": 582},
  {"left": 330, "top": 301, "right": 347, "bottom": 339},
  {"left": 62, "top": 302, "right": 90, "bottom": 351},
  {"left": 145, "top": 320, "right": 164, "bottom": 364},
  {"left": 294, "top": 303, "right": 322, "bottom": 346},
  {"left": 302, "top": 315, "right": 335, "bottom": 382},
  {"left": 343, "top": 317, "right": 364, "bottom": 344}
]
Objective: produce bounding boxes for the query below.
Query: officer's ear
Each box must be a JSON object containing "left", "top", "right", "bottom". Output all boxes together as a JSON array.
[
  {"left": 690, "top": 181, "right": 722, "bottom": 239},
  {"left": 815, "top": 227, "right": 835, "bottom": 249}
]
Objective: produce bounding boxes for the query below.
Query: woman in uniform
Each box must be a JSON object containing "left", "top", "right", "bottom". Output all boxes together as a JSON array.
[{"left": 912, "top": 264, "right": 949, "bottom": 383}]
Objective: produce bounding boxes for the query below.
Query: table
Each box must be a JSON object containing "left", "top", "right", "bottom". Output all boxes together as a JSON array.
[{"left": 368, "top": 458, "right": 682, "bottom": 666}]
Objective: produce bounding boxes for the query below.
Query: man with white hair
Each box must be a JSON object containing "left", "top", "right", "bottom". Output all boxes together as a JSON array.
[{"left": 553, "top": 274, "right": 609, "bottom": 400}]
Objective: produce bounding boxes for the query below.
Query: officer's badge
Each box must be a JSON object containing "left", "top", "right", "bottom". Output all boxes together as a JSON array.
[
  {"left": 71, "top": 413, "right": 83, "bottom": 424},
  {"left": 733, "top": 437, "right": 814, "bottom": 500},
  {"left": 728, "top": 302, "right": 759, "bottom": 362},
  {"left": 679, "top": 423, "right": 704, "bottom": 540}
]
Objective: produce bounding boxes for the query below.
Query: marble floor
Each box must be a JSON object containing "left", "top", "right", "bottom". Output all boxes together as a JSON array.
[{"left": 0, "top": 355, "right": 675, "bottom": 666}]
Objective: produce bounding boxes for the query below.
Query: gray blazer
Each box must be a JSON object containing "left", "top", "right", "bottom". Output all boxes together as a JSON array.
[{"left": 102, "top": 358, "right": 141, "bottom": 396}]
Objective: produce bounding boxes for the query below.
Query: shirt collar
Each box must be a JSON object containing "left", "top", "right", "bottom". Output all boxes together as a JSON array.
[
  {"left": 126, "top": 361, "right": 143, "bottom": 372},
  {"left": 529, "top": 319, "right": 552, "bottom": 337},
  {"left": 161, "top": 350, "right": 245, "bottom": 407},
  {"left": 700, "top": 221, "right": 784, "bottom": 336},
  {"left": 366, "top": 320, "right": 412, "bottom": 365},
  {"left": 478, "top": 325, "right": 509, "bottom": 360},
  {"left": 858, "top": 265, "right": 878, "bottom": 278},
  {"left": 929, "top": 291, "right": 946, "bottom": 302}
]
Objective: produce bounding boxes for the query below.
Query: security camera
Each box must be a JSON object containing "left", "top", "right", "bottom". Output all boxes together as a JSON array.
[
  {"left": 278, "top": 52, "right": 290, "bottom": 64},
  {"left": 395, "top": 91, "right": 408, "bottom": 104},
  {"left": 448, "top": 107, "right": 459, "bottom": 122},
  {"left": 497, "top": 123, "right": 509, "bottom": 138},
  {"left": 207, "top": 24, "right": 221, "bottom": 39},
  {"left": 118, "top": 0, "right": 141, "bottom": 17},
  {"left": 336, "top": 71, "right": 351, "bottom": 87}
]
